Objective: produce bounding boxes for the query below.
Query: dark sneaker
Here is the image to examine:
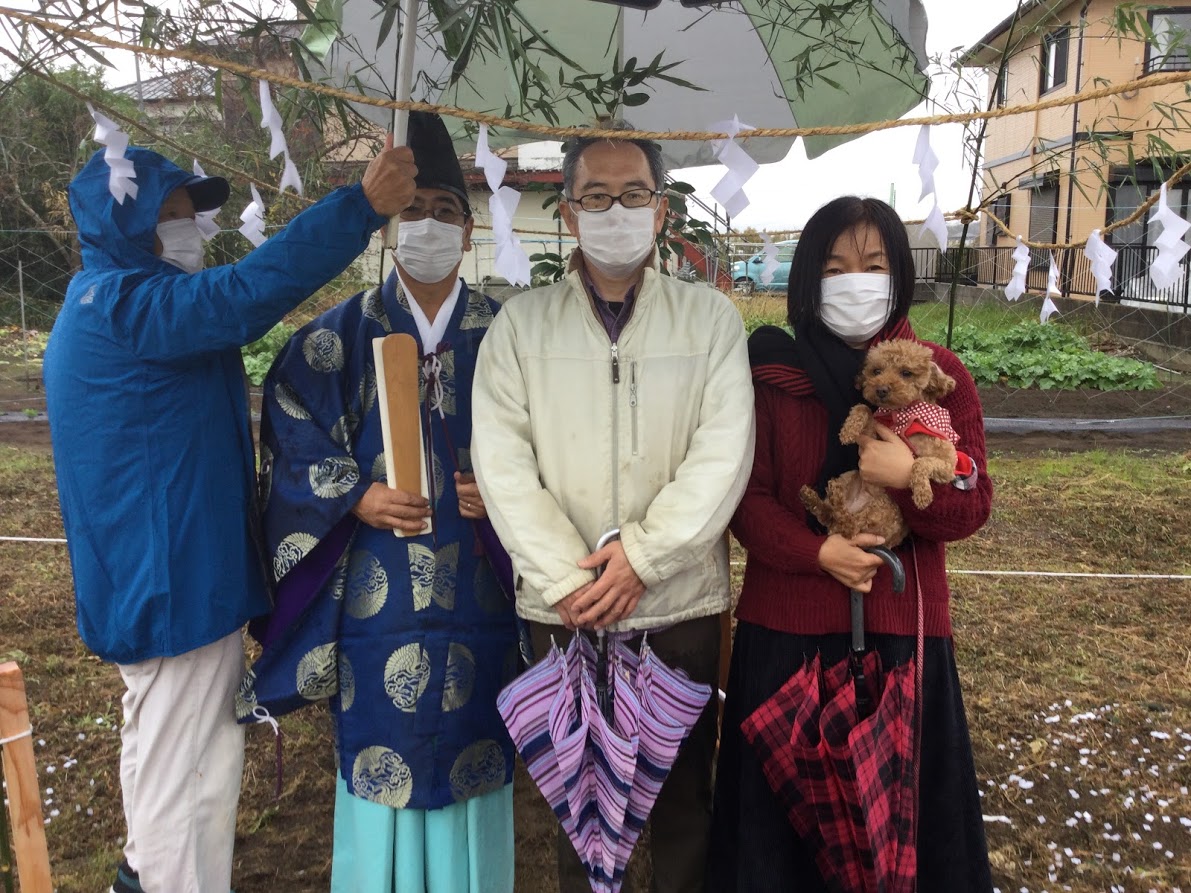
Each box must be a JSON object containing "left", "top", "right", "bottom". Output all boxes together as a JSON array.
[{"left": 110, "top": 859, "right": 143, "bottom": 893}]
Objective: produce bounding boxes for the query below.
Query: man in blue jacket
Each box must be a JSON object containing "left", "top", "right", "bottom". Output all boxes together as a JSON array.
[{"left": 43, "top": 141, "right": 416, "bottom": 893}]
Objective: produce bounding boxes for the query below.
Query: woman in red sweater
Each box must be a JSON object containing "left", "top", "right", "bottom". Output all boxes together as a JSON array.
[{"left": 709, "top": 196, "right": 994, "bottom": 892}]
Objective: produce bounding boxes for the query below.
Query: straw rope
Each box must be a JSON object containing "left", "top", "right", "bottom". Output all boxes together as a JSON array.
[
  {"left": 9, "top": 5, "right": 1191, "bottom": 144},
  {"left": 7, "top": 5, "right": 1191, "bottom": 249},
  {"left": 980, "top": 157, "right": 1191, "bottom": 250}
]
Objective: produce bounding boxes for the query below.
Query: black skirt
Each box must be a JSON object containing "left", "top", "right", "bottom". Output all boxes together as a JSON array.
[{"left": 708, "top": 621, "right": 993, "bottom": 893}]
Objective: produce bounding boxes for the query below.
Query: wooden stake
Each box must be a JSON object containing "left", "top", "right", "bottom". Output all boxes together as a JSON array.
[{"left": 0, "top": 663, "right": 52, "bottom": 893}]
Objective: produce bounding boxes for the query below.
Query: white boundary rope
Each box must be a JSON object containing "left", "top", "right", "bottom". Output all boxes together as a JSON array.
[
  {"left": 0, "top": 726, "right": 33, "bottom": 747},
  {"left": 4, "top": 541, "right": 1187, "bottom": 579},
  {"left": 728, "top": 561, "right": 1190, "bottom": 580},
  {"left": 949, "top": 570, "right": 1191, "bottom": 580}
]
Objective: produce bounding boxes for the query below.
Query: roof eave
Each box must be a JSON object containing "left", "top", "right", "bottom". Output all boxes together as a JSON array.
[{"left": 958, "top": 0, "right": 1074, "bottom": 68}]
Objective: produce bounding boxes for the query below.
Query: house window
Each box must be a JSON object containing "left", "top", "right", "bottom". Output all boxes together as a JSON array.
[
  {"left": 1040, "top": 26, "right": 1069, "bottom": 93},
  {"left": 1027, "top": 181, "right": 1059, "bottom": 267},
  {"left": 1147, "top": 9, "right": 1191, "bottom": 73},
  {"left": 986, "top": 193, "right": 1012, "bottom": 246},
  {"left": 1108, "top": 174, "right": 1191, "bottom": 293},
  {"left": 992, "top": 65, "right": 1008, "bottom": 107}
]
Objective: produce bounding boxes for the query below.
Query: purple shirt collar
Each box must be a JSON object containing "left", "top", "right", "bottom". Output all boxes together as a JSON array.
[{"left": 585, "top": 274, "right": 636, "bottom": 343}]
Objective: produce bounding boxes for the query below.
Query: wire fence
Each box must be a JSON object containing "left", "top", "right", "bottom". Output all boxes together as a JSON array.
[{"left": 1, "top": 228, "right": 1188, "bottom": 420}]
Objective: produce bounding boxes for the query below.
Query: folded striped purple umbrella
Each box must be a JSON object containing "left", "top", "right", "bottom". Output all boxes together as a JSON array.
[
  {"left": 498, "top": 634, "right": 710, "bottom": 893},
  {"left": 613, "top": 639, "right": 711, "bottom": 870}
]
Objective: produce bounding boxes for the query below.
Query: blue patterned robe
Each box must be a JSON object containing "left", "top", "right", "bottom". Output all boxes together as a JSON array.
[{"left": 240, "top": 273, "right": 518, "bottom": 811}]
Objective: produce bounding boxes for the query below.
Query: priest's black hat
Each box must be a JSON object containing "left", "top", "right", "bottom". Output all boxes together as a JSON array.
[{"left": 408, "top": 111, "right": 470, "bottom": 214}]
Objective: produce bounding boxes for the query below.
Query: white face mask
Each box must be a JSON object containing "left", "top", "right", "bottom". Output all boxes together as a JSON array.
[
  {"left": 396, "top": 218, "right": 465, "bottom": 284},
  {"left": 576, "top": 204, "right": 658, "bottom": 279},
  {"left": 156, "top": 218, "right": 205, "bottom": 274},
  {"left": 819, "top": 273, "right": 893, "bottom": 343}
]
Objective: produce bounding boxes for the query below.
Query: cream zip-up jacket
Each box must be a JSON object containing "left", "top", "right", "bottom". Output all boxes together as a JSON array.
[{"left": 472, "top": 252, "right": 755, "bottom": 631}]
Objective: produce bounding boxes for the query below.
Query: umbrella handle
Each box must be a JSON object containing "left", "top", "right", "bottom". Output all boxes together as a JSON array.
[
  {"left": 849, "top": 548, "right": 906, "bottom": 655},
  {"left": 850, "top": 589, "right": 865, "bottom": 654},
  {"left": 593, "top": 529, "right": 620, "bottom": 721},
  {"left": 864, "top": 546, "right": 905, "bottom": 593},
  {"left": 595, "top": 529, "right": 622, "bottom": 556}
]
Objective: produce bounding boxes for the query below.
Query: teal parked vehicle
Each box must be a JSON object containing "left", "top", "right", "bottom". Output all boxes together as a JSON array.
[{"left": 731, "top": 239, "right": 798, "bottom": 294}]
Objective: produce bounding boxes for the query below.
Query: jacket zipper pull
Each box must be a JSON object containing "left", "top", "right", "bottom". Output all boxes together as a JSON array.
[
  {"left": 610, "top": 342, "right": 620, "bottom": 384},
  {"left": 629, "top": 362, "right": 637, "bottom": 407}
]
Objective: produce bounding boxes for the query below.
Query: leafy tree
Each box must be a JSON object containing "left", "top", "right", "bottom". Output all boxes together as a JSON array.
[{"left": 0, "top": 64, "right": 137, "bottom": 299}]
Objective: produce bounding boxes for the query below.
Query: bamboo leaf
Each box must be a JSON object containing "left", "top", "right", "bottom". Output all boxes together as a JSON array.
[{"left": 376, "top": 1, "right": 399, "bottom": 51}]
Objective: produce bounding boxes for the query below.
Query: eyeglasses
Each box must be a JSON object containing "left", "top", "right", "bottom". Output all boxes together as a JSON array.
[
  {"left": 566, "top": 188, "right": 663, "bottom": 213},
  {"left": 399, "top": 205, "right": 468, "bottom": 225}
]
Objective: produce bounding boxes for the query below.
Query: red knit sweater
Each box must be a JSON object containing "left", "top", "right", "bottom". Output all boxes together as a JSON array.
[{"left": 731, "top": 342, "right": 993, "bottom": 639}]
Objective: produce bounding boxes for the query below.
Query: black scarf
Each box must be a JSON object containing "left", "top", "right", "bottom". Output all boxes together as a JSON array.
[
  {"left": 791, "top": 320, "right": 866, "bottom": 495},
  {"left": 747, "top": 317, "right": 915, "bottom": 529}
]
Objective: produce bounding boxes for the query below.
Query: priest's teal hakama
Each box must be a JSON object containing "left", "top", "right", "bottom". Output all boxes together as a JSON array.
[{"left": 239, "top": 272, "right": 518, "bottom": 893}]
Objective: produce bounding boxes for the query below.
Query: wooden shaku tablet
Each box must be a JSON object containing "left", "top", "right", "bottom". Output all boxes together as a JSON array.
[{"left": 373, "top": 333, "right": 432, "bottom": 537}]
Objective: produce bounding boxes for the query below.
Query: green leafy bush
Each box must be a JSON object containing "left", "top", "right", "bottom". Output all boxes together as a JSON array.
[
  {"left": 735, "top": 303, "right": 1162, "bottom": 391},
  {"left": 930, "top": 322, "right": 1161, "bottom": 391},
  {"left": 241, "top": 323, "right": 296, "bottom": 386}
]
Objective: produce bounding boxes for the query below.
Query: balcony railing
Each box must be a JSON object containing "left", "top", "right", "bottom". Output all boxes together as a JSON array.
[{"left": 911, "top": 245, "right": 1190, "bottom": 310}]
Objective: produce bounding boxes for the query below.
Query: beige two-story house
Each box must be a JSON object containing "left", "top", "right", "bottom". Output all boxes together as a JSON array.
[{"left": 961, "top": 0, "right": 1191, "bottom": 300}]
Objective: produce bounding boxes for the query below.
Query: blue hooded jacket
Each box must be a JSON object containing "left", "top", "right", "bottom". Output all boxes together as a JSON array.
[{"left": 44, "top": 147, "right": 387, "bottom": 664}]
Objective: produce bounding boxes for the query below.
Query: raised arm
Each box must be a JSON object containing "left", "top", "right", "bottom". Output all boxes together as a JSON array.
[{"left": 115, "top": 147, "right": 417, "bottom": 362}]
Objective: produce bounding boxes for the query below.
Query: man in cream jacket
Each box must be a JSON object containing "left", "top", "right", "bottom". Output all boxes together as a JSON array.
[{"left": 472, "top": 134, "right": 755, "bottom": 893}]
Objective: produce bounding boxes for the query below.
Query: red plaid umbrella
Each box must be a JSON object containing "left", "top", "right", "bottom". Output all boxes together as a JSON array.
[{"left": 740, "top": 549, "right": 920, "bottom": 893}]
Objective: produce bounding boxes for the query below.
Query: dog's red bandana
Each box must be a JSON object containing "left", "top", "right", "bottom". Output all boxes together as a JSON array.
[{"left": 874, "top": 401, "right": 961, "bottom": 445}]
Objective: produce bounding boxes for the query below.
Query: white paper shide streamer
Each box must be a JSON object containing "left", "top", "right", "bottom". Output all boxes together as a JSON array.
[
  {"left": 475, "top": 125, "right": 531, "bottom": 286},
  {"left": 913, "top": 125, "right": 948, "bottom": 252},
  {"left": 1041, "top": 252, "right": 1061, "bottom": 325},
  {"left": 1046, "top": 252, "right": 1062, "bottom": 297},
  {"left": 258, "top": 81, "right": 303, "bottom": 196},
  {"left": 88, "top": 104, "right": 138, "bottom": 204},
  {"left": 1147, "top": 184, "right": 1189, "bottom": 290},
  {"left": 238, "top": 184, "right": 267, "bottom": 247},
  {"left": 709, "top": 116, "right": 758, "bottom": 219},
  {"left": 1083, "top": 229, "right": 1117, "bottom": 301},
  {"left": 192, "top": 161, "right": 221, "bottom": 241},
  {"left": 758, "top": 232, "right": 780, "bottom": 286},
  {"left": 1004, "top": 236, "right": 1030, "bottom": 302}
]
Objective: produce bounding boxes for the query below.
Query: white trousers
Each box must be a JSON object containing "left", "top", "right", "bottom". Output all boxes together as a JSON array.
[{"left": 117, "top": 631, "right": 246, "bottom": 893}]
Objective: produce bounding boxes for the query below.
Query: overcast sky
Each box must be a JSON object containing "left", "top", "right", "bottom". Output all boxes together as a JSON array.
[{"left": 674, "top": 0, "right": 1025, "bottom": 230}]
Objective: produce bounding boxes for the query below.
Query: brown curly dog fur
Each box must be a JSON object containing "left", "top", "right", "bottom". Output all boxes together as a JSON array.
[
  {"left": 799, "top": 472, "right": 909, "bottom": 548},
  {"left": 839, "top": 339, "right": 958, "bottom": 510}
]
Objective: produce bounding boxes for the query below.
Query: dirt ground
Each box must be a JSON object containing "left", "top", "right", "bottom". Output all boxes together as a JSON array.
[{"left": 2, "top": 373, "right": 1189, "bottom": 892}]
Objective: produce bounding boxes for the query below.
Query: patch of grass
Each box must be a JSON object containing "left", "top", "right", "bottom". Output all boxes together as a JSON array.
[
  {"left": 726, "top": 294, "right": 1040, "bottom": 339},
  {"left": 730, "top": 294, "right": 787, "bottom": 334},
  {"left": 911, "top": 299, "right": 1037, "bottom": 337},
  {"left": 5, "top": 445, "right": 1189, "bottom": 891},
  {"left": 958, "top": 450, "right": 1191, "bottom": 574}
]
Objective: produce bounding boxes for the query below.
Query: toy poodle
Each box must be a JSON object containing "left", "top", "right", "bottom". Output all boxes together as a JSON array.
[{"left": 839, "top": 339, "right": 959, "bottom": 510}]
